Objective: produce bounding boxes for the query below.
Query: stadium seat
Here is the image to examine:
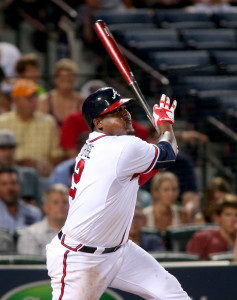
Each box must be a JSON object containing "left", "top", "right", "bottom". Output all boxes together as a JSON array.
[
  {"left": 165, "top": 224, "right": 218, "bottom": 252},
  {"left": 122, "top": 28, "right": 179, "bottom": 45},
  {"left": 208, "top": 251, "right": 234, "bottom": 261},
  {"left": 211, "top": 51, "right": 237, "bottom": 75},
  {"left": 152, "top": 251, "right": 200, "bottom": 262},
  {"left": 213, "top": 12, "right": 237, "bottom": 28},
  {"left": 181, "top": 29, "right": 237, "bottom": 50},
  {"left": 109, "top": 23, "right": 157, "bottom": 42},
  {"left": 94, "top": 9, "right": 153, "bottom": 25},
  {"left": 129, "top": 40, "right": 186, "bottom": 58},
  {"left": 183, "top": 75, "right": 237, "bottom": 92},
  {"left": 147, "top": 50, "right": 216, "bottom": 76},
  {"left": 155, "top": 9, "right": 216, "bottom": 29},
  {"left": 0, "top": 229, "right": 15, "bottom": 253}
]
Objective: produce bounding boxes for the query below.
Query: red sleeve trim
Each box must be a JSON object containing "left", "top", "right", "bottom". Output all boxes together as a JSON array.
[{"left": 143, "top": 145, "right": 159, "bottom": 174}]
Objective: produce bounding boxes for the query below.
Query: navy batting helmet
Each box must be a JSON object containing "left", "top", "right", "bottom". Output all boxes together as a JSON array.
[{"left": 82, "top": 87, "right": 134, "bottom": 131}]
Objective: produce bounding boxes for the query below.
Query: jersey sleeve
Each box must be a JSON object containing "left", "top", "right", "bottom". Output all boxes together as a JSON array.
[{"left": 116, "top": 137, "right": 159, "bottom": 177}]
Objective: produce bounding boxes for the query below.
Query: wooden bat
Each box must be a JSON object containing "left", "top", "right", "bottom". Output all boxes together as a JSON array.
[{"left": 94, "top": 20, "right": 158, "bottom": 132}]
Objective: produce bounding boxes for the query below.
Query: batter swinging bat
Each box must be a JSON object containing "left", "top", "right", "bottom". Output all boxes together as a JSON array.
[{"left": 94, "top": 20, "right": 159, "bottom": 132}]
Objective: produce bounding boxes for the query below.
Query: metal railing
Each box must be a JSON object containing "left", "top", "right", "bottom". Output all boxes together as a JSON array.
[{"left": 206, "top": 116, "right": 237, "bottom": 192}]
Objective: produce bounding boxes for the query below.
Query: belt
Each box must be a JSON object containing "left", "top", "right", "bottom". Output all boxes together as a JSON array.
[{"left": 58, "top": 230, "right": 121, "bottom": 254}]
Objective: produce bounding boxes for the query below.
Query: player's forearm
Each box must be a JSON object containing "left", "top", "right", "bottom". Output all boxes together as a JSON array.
[{"left": 158, "top": 123, "right": 178, "bottom": 156}]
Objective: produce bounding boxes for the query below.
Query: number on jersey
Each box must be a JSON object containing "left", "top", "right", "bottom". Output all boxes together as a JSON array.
[{"left": 69, "top": 159, "right": 85, "bottom": 200}]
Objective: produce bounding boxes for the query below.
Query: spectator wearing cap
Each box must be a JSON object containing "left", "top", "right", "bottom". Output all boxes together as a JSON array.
[
  {"left": 0, "top": 129, "right": 40, "bottom": 204},
  {"left": 17, "top": 184, "right": 69, "bottom": 256},
  {"left": 0, "top": 79, "right": 63, "bottom": 177},
  {"left": 15, "top": 53, "right": 46, "bottom": 96},
  {"left": 0, "top": 167, "right": 42, "bottom": 234}
]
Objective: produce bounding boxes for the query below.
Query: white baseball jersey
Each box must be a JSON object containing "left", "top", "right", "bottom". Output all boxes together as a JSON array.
[
  {"left": 62, "top": 131, "right": 159, "bottom": 248},
  {"left": 46, "top": 131, "right": 191, "bottom": 300}
]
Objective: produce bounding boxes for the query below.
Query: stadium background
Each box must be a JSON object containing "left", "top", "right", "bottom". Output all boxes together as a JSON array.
[{"left": 1, "top": 0, "right": 237, "bottom": 299}]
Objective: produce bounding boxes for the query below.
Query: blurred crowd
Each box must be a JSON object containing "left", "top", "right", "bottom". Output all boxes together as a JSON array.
[{"left": 0, "top": 0, "right": 236, "bottom": 263}]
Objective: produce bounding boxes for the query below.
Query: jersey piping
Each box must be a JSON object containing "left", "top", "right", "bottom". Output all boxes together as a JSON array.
[
  {"left": 143, "top": 145, "right": 159, "bottom": 174},
  {"left": 88, "top": 134, "right": 108, "bottom": 143}
]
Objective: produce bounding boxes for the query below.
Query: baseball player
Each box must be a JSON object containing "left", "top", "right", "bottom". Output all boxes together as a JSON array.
[{"left": 46, "top": 87, "right": 190, "bottom": 299}]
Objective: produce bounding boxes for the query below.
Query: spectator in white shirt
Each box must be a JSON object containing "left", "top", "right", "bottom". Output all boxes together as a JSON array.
[{"left": 17, "top": 183, "right": 69, "bottom": 256}]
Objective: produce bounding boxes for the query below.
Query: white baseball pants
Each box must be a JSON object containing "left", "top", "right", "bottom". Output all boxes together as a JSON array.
[{"left": 46, "top": 236, "right": 190, "bottom": 300}]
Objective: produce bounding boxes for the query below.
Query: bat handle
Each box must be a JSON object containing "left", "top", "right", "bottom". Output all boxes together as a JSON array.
[{"left": 129, "top": 81, "right": 160, "bottom": 134}]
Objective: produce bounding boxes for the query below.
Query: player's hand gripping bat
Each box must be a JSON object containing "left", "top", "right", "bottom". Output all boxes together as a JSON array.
[{"left": 94, "top": 20, "right": 159, "bottom": 132}]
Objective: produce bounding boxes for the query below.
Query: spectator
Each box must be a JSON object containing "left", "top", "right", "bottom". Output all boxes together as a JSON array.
[
  {"left": 0, "top": 167, "right": 42, "bottom": 234},
  {"left": 143, "top": 172, "right": 189, "bottom": 234},
  {"left": 59, "top": 79, "right": 107, "bottom": 158},
  {"left": 186, "top": 0, "right": 237, "bottom": 13},
  {"left": 0, "top": 42, "right": 21, "bottom": 96},
  {"left": 37, "top": 58, "right": 83, "bottom": 127},
  {"left": 186, "top": 195, "right": 237, "bottom": 260},
  {"left": 17, "top": 184, "right": 69, "bottom": 256},
  {"left": 0, "top": 79, "right": 63, "bottom": 177},
  {"left": 143, "top": 124, "right": 202, "bottom": 221},
  {"left": 50, "top": 131, "right": 89, "bottom": 187},
  {"left": 129, "top": 203, "right": 165, "bottom": 252},
  {"left": 0, "top": 129, "right": 40, "bottom": 204},
  {"left": 80, "top": 79, "right": 107, "bottom": 99},
  {"left": 15, "top": 53, "right": 46, "bottom": 96},
  {"left": 202, "top": 176, "right": 232, "bottom": 223}
]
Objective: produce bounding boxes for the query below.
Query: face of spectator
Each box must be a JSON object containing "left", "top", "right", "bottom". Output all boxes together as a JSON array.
[
  {"left": 54, "top": 70, "right": 76, "bottom": 93},
  {"left": 213, "top": 190, "right": 227, "bottom": 202},
  {"left": 152, "top": 179, "right": 179, "bottom": 206},
  {"left": 14, "top": 92, "right": 38, "bottom": 119},
  {"left": 19, "top": 65, "right": 40, "bottom": 83},
  {"left": 218, "top": 207, "right": 237, "bottom": 235},
  {"left": 0, "top": 172, "right": 20, "bottom": 205},
  {"left": 129, "top": 207, "right": 145, "bottom": 237},
  {"left": 43, "top": 191, "right": 69, "bottom": 224},
  {"left": 0, "top": 146, "right": 15, "bottom": 166}
]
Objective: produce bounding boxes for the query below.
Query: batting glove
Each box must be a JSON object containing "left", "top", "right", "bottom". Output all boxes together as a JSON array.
[{"left": 153, "top": 94, "right": 177, "bottom": 128}]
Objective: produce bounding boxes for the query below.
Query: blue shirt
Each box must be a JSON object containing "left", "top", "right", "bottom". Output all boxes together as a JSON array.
[
  {"left": 140, "top": 233, "right": 165, "bottom": 252},
  {"left": 49, "top": 158, "right": 75, "bottom": 187},
  {"left": 0, "top": 199, "right": 42, "bottom": 233}
]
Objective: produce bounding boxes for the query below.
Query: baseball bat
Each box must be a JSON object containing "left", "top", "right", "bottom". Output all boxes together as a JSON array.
[{"left": 94, "top": 20, "right": 158, "bottom": 132}]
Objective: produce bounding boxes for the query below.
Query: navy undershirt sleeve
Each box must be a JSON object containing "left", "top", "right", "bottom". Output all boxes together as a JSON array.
[{"left": 153, "top": 141, "right": 176, "bottom": 169}]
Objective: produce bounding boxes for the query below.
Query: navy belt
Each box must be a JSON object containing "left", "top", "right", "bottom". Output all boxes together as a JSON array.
[{"left": 58, "top": 230, "right": 121, "bottom": 254}]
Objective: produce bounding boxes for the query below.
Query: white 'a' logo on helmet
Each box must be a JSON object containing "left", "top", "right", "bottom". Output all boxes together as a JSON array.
[{"left": 112, "top": 89, "right": 120, "bottom": 99}]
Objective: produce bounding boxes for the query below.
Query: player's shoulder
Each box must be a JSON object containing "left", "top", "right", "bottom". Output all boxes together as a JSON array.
[{"left": 111, "top": 134, "right": 145, "bottom": 146}]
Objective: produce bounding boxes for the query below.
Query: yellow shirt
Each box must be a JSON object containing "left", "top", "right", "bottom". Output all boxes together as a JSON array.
[{"left": 0, "top": 111, "right": 63, "bottom": 162}]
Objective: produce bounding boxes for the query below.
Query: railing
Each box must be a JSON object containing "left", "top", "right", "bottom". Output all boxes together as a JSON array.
[{"left": 206, "top": 116, "right": 237, "bottom": 192}]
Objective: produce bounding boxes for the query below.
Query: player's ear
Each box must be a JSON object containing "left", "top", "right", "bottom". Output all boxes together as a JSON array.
[{"left": 93, "top": 117, "right": 103, "bottom": 131}]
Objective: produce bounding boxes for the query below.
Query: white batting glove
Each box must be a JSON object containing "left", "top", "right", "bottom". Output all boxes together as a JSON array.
[{"left": 153, "top": 94, "right": 177, "bottom": 128}]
